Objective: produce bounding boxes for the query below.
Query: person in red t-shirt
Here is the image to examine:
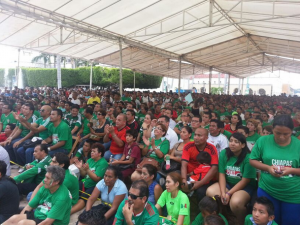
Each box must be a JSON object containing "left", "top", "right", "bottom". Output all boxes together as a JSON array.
[
  {"left": 224, "top": 114, "right": 243, "bottom": 134},
  {"left": 181, "top": 128, "right": 218, "bottom": 201},
  {"left": 111, "top": 129, "right": 141, "bottom": 180},
  {"left": 153, "top": 104, "right": 161, "bottom": 119},
  {"left": 103, "top": 114, "right": 130, "bottom": 161},
  {"left": 0, "top": 124, "right": 15, "bottom": 146}
]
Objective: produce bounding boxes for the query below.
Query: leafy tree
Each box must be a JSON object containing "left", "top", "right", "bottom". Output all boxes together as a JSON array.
[{"left": 31, "top": 53, "right": 51, "bottom": 68}]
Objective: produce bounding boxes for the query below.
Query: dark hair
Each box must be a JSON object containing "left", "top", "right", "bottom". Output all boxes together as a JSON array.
[
  {"left": 36, "top": 144, "right": 49, "bottom": 154},
  {"left": 210, "top": 119, "right": 221, "bottom": 128},
  {"left": 159, "top": 115, "right": 170, "bottom": 123},
  {"left": 65, "top": 101, "right": 72, "bottom": 107},
  {"left": 254, "top": 197, "right": 275, "bottom": 216},
  {"left": 263, "top": 125, "right": 273, "bottom": 134},
  {"left": 167, "top": 172, "right": 182, "bottom": 190},
  {"left": 4, "top": 103, "right": 13, "bottom": 111},
  {"left": 182, "top": 126, "right": 193, "bottom": 134},
  {"left": 6, "top": 123, "right": 16, "bottom": 131},
  {"left": 199, "top": 196, "right": 221, "bottom": 214},
  {"left": 145, "top": 113, "right": 154, "bottom": 121},
  {"left": 237, "top": 125, "right": 249, "bottom": 135},
  {"left": 84, "top": 139, "right": 94, "bottom": 147},
  {"left": 126, "top": 109, "right": 135, "bottom": 117},
  {"left": 52, "top": 109, "right": 63, "bottom": 119},
  {"left": 24, "top": 103, "right": 34, "bottom": 112},
  {"left": 106, "top": 165, "right": 120, "bottom": 179},
  {"left": 232, "top": 114, "right": 243, "bottom": 127},
  {"left": 218, "top": 120, "right": 224, "bottom": 129},
  {"left": 273, "top": 115, "right": 294, "bottom": 131},
  {"left": 54, "top": 153, "right": 70, "bottom": 170},
  {"left": 0, "top": 160, "right": 7, "bottom": 177},
  {"left": 78, "top": 207, "right": 107, "bottom": 225},
  {"left": 226, "top": 133, "right": 250, "bottom": 166},
  {"left": 126, "top": 129, "right": 138, "bottom": 139},
  {"left": 131, "top": 180, "right": 149, "bottom": 201},
  {"left": 193, "top": 116, "right": 202, "bottom": 123},
  {"left": 85, "top": 107, "right": 93, "bottom": 115},
  {"left": 71, "top": 104, "right": 80, "bottom": 110},
  {"left": 203, "top": 112, "right": 212, "bottom": 119},
  {"left": 91, "top": 143, "right": 105, "bottom": 156},
  {"left": 142, "top": 164, "right": 158, "bottom": 180},
  {"left": 197, "top": 151, "right": 211, "bottom": 165},
  {"left": 204, "top": 215, "right": 225, "bottom": 225},
  {"left": 98, "top": 108, "right": 106, "bottom": 117},
  {"left": 225, "top": 115, "right": 231, "bottom": 121},
  {"left": 156, "top": 123, "right": 167, "bottom": 136}
]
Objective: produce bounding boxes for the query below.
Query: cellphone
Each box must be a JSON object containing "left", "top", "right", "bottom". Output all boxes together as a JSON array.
[{"left": 274, "top": 170, "right": 283, "bottom": 174}]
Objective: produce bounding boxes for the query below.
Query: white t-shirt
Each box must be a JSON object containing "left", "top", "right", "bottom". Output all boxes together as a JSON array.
[
  {"left": 169, "top": 119, "right": 176, "bottom": 129},
  {"left": 71, "top": 98, "right": 81, "bottom": 105},
  {"left": 151, "top": 127, "right": 178, "bottom": 149},
  {"left": 0, "top": 146, "right": 11, "bottom": 176},
  {"left": 207, "top": 133, "right": 229, "bottom": 155}
]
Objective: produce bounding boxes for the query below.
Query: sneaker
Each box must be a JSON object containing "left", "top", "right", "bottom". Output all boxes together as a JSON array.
[
  {"left": 11, "top": 165, "right": 19, "bottom": 169},
  {"left": 18, "top": 168, "right": 25, "bottom": 173}
]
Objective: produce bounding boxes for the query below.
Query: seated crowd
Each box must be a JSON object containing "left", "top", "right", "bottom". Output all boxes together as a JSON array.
[{"left": 1, "top": 87, "right": 300, "bottom": 225}]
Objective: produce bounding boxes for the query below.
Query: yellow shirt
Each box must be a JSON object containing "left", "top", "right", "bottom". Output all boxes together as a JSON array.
[{"left": 87, "top": 96, "right": 101, "bottom": 104}]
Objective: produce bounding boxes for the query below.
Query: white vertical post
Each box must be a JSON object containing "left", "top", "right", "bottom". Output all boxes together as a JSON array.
[
  {"left": 238, "top": 78, "right": 241, "bottom": 94},
  {"left": 57, "top": 55, "right": 61, "bottom": 89},
  {"left": 224, "top": 74, "right": 227, "bottom": 94},
  {"left": 178, "top": 57, "right": 182, "bottom": 96},
  {"left": 209, "top": 66, "right": 212, "bottom": 94},
  {"left": 16, "top": 49, "right": 20, "bottom": 87},
  {"left": 241, "top": 78, "right": 244, "bottom": 95},
  {"left": 218, "top": 73, "right": 220, "bottom": 88},
  {"left": 119, "top": 38, "right": 123, "bottom": 96},
  {"left": 227, "top": 74, "right": 231, "bottom": 95},
  {"left": 89, "top": 62, "right": 93, "bottom": 90},
  {"left": 133, "top": 71, "right": 136, "bottom": 91}
]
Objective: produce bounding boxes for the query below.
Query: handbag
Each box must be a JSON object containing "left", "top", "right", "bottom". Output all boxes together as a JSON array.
[
  {"left": 23, "top": 137, "right": 43, "bottom": 149},
  {"left": 136, "top": 139, "right": 165, "bottom": 172},
  {"left": 161, "top": 159, "right": 181, "bottom": 173}
]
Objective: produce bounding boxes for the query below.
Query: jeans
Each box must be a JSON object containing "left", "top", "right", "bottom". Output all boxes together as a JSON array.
[
  {"left": 48, "top": 147, "right": 69, "bottom": 157},
  {"left": 16, "top": 140, "right": 32, "bottom": 166},
  {"left": 103, "top": 141, "right": 111, "bottom": 150},
  {"left": 25, "top": 147, "right": 35, "bottom": 164},
  {"left": 5, "top": 137, "right": 22, "bottom": 163},
  {"left": 104, "top": 149, "right": 122, "bottom": 161},
  {"left": 257, "top": 187, "right": 300, "bottom": 225}
]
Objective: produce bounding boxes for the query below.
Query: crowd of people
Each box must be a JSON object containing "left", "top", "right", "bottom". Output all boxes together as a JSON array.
[{"left": 0, "top": 86, "right": 300, "bottom": 225}]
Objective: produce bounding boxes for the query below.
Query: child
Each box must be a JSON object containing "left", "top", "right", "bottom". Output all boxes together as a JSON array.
[
  {"left": 244, "top": 197, "right": 278, "bottom": 225},
  {"left": 192, "top": 196, "right": 229, "bottom": 225},
  {"left": 188, "top": 151, "right": 211, "bottom": 182},
  {"left": 111, "top": 129, "right": 141, "bottom": 180},
  {"left": 204, "top": 215, "right": 225, "bottom": 225},
  {"left": 237, "top": 125, "right": 253, "bottom": 151}
]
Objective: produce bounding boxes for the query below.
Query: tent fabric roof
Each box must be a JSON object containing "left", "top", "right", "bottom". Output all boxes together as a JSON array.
[{"left": 1, "top": 0, "right": 300, "bottom": 78}]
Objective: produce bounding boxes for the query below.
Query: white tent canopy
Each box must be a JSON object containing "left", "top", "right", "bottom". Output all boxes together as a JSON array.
[{"left": 1, "top": 0, "right": 300, "bottom": 82}]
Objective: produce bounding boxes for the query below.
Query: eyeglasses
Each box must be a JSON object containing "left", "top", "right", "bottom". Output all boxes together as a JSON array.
[
  {"left": 192, "top": 120, "right": 200, "bottom": 123},
  {"left": 97, "top": 113, "right": 103, "bottom": 116},
  {"left": 155, "top": 127, "right": 163, "bottom": 131},
  {"left": 128, "top": 192, "right": 143, "bottom": 200}
]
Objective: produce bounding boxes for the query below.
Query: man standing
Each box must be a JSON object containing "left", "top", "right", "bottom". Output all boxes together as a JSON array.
[
  {"left": 113, "top": 180, "right": 159, "bottom": 225},
  {"left": 207, "top": 119, "right": 229, "bottom": 154},
  {"left": 42, "top": 109, "right": 72, "bottom": 156},
  {"left": 71, "top": 91, "right": 81, "bottom": 105},
  {"left": 181, "top": 128, "right": 218, "bottom": 201},
  {"left": 5, "top": 166, "right": 72, "bottom": 225},
  {"left": 103, "top": 114, "right": 129, "bottom": 161}
]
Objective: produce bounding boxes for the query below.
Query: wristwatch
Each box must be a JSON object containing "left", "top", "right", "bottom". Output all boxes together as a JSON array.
[{"left": 47, "top": 147, "right": 51, "bottom": 151}]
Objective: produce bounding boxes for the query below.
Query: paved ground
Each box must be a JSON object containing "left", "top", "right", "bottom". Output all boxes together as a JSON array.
[{"left": 11, "top": 167, "right": 84, "bottom": 225}]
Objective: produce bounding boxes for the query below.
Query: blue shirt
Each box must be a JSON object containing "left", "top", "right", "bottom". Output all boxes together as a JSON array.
[{"left": 96, "top": 179, "right": 128, "bottom": 204}]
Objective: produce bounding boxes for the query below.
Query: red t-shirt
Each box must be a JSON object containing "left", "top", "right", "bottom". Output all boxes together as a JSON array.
[
  {"left": 154, "top": 113, "right": 161, "bottom": 119},
  {"left": 182, "top": 142, "right": 218, "bottom": 174},
  {"left": 0, "top": 133, "right": 7, "bottom": 142},
  {"left": 224, "top": 124, "right": 237, "bottom": 134},
  {"left": 109, "top": 126, "right": 130, "bottom": 155},
  {"left": 191, "top": 164, "right": 211, "bottom": 183},
  {"left": 123, "top": 142, "right": 141, "bottom": 168}
]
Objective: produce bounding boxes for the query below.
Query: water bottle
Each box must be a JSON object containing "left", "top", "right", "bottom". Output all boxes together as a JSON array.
[
  {"left": 166, "top": 155, "right": 170, "bottom": 170},
  {"left": 109, "top": 155, "right": 113, "bottom": 165}
]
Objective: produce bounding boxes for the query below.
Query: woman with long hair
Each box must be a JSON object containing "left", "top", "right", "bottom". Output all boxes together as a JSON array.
[{"left": 224, "top": 114, "right": 242, "bottom": 134}]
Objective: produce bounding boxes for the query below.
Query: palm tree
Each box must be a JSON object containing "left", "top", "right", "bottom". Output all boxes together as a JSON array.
[{"left": 31, "top": 53, "right": 51, "bottom": 68}]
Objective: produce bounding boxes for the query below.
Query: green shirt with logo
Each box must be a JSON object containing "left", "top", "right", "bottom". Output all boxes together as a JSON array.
[
  {"left": 64, "top": 169, "right": 79, "bottom": 206},
  {"left": 83, "top": 157, "right": 108, "bottom": 189},
  {"left": 35, "top": 117, "right": 51, "bottom": 140},
  {"left": 47, "top": 121, "right": 72, "bottom": 151},
  {"left": 0, "top": 112, "right": 17, "bottom": 131}
]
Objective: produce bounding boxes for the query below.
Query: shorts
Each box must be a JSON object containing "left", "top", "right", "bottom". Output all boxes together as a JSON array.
[
  {"left": 25, "top": 210, "right": 45, "bottom": 224},
  {"left": 79, "top": 181, "right": 95, "bottom": 203},
  {"left": 226, "top": 182, "right": 255, "bottom": 196}
]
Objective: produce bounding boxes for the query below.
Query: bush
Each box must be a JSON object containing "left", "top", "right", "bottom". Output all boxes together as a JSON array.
[{"left": 2, "top": 66, "right": 163, "bottom": 89}]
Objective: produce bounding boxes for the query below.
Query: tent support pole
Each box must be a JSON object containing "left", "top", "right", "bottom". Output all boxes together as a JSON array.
[
  {"left": 178, "top": 56, "right": 182, "bottom": 96},
  {"left": 209, "top": 66, "right": 212, "bottom": 94},
  {"left": 119, "top": 39, "right": 123, "bottom": 96}
]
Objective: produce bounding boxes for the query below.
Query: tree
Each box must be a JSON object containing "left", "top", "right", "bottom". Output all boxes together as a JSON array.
[
  {"left": 31, "top": 53, "right": 51, "bottom": 68},
  {"left": 211, "top": 87, "right": 223, "bottom": 95}
]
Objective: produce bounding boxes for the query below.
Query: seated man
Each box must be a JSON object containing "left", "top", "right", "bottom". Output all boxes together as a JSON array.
[
  {"left": 4, "top": 166, "right": 72, "bottom": 225},
  {"left": 0, "top": 161, "right": 19, "bottom": 223},
  {"left": 13, "top": 144, "right": 52, "bottom": 196},
  {"left": 113, "top": 180, "right": 159, "bottom": 225},
  {"left": 70, "top": 139, "right": 92, "bottom": 164}
]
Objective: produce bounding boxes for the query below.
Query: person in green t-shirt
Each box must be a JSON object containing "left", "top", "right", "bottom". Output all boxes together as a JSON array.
[
  {"left": 5, "top": 166, "right": 72, "bottom": 225},
  {"left": 42, "top": 109, "right": 72, "bottom": 156},
  {"left": 219, "top": 106, "right": 230, "bottom": 122},
  {"left": 250, "top": 115, "right": 300, "bottom": 225},
  {"left": 156, "top": 172, "right": 190, "bottom": 225},
  {"left": 246, "top": 118, "right": 261, "bottom": 148},
  {"left": 0, "top": 103, "right": 16, "bottom": 132},
  {"left": 70, "top": 139, "right": 92, "bottom": 164},
  {"left": 244, "top": 197, "right": 278, "bottom": 225},
  {"left": 114, "top": 180, "right": 159, "bottom": 225},
  {"left": 64, "top": 105, "right": 82, "bottom": 136},
  {"left": 192, "top": 196, "right": 229, "bottom": 225},
  {"left": 206, "top": 132, "right": 256, "bottom": 225},
  {"left": 72, "top": 142, "right": 108, "bottom": 214}
]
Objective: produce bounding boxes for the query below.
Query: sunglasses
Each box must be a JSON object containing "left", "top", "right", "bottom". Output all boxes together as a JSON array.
[
  {"left": 97, "top": 113, "right": 102, "bottom": 116},
  {"left": 128, "top": 192, "right": 143, "bottom": 200}
]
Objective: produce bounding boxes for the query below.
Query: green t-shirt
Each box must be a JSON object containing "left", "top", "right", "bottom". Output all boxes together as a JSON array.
[
  {"left": 28, "top": 185, "right": 72, "bottom": 225},
  {"left": 64, "top": 169, "right": 79, "bottom": 206},
  {"left": 121, "top": 96, "right": 131, "bottom": 102},
  {"left": 47, "top": 121, "right": 72, "bottom": 151},
  {"left": 262, "top": 121, "right": 271, "bottom": 128},
  {"left": 144, "top": 137, "right": 170, "bottom": 164},
  {"left": 35, "top": 117, "right": 51, "bottom": 140},
  {"left": 82, "top": 117, "right": 92, "bottom": 136},
  {"left": 222, "top": 130, "right": 232, "bottom": 140},
  {"left": 246, "top": 132, "right": 261, "bottom": 147},
  {"left": 175, "top": 122, "right": 191, "bottom": 139},
  {"left": 64, "top": 114, "right": 81, "bottom": 131},
  {"left": 18, "top": 115, "right": 38, "bottom": 138},
  {"left": 114, "top": 199, "right": 159, "bottom": 225},
  {"left": 83, "top": 157, "right": 108, "bottom": 189},
  {"left": 244, "top": 214, "right": 278, "bottom": 225},
  {"left": 157, "top": 190, "right": 190, "bottom": 225},
  {"left": 34, "top": 110, "right": 41, "bottom": 118},
  {"left": 219, "top": 149, "right": 256, "bottom": 186},
  {"left": 219, "top": 112, "right": 230, "bottom": 121},
  {"left": 0, "top": 112, "right": 17, "bottom": 131},
  {"left": 192, "top": 213, "right": 228, "bottom": 225},
  {"left": 250, "top": 135, "right": 300, "bottom": 203},
  {"left": 75, "top": 147, "right": 91, "bottom": 163}
]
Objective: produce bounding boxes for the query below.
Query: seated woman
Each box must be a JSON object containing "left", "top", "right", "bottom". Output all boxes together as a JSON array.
[
  {"left": 131, "top": 123, "right": 170, "bottom": 181},
  {"left": 224, "top": 114, "right": 242, "bottom": 134},
  {"left": 88, "top": 108, "right": 109, "bottom": 143},
  {"left": 85, "top": 166, "right": 127, "bottom": 225},
  {"left": 141, "top": 164, "right": 163, "bottom": 205},
  {"left": 137, "top": 113, "right": 154, "bottom": 147},
  {"left": 206, "top": 132, "right": 256, "bottom": 225},
  {"left": 192, "top": 196, "right": 229, "bottom": 225},
  {"left": 72, "top": 143, "right": 109, "bottom": 214},
  {"left": 155, "top": 172, "right": 190, "bottom": 225}
]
